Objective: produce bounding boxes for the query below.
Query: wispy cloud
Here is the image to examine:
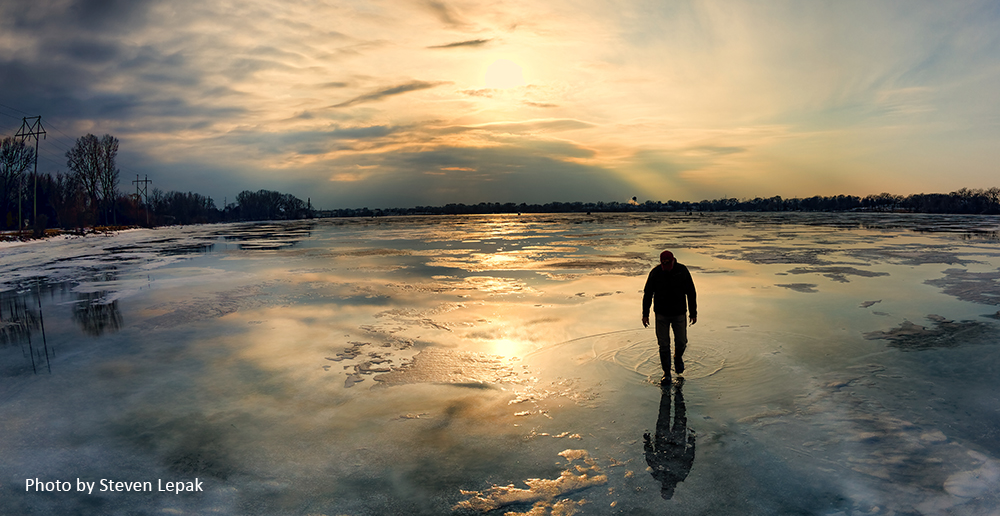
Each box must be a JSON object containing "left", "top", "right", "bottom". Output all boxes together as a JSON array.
[
  {"left": 424, "top": 0, "right": 471, "bottom": 29},
  {"left": 457, "top": 119, "right": 594, "bottom": 134},
  {"left": 332, "top": 81, "right": 447, "bottom": 108},
  {"left": 2, "top": 0, "right": 999, "bottom": 208},
  {"left": 428, "top": 39, "right": 492, "bottom": 49}
]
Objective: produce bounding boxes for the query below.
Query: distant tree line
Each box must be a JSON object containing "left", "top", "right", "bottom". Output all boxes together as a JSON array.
[
  {"left": 322, "top": 189, "right": 1000, "bottom": 217},
  {"left": 4, "top": 131, "right": 1000, "bottom": 236},
  {"left": 1, "top": 134, "right": 313, "bottom": 234}
]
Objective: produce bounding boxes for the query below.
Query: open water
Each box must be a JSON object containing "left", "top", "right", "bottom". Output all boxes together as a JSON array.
[{"left": 2, "top": 212, "right": 1000, "bottom": 515}]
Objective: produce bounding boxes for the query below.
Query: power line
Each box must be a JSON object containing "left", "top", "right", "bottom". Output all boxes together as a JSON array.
[
  {"left": 35, "top": 153, "right": 66, "bottom": 171},
  {"left": 0, "top": 110, "right": 25, "bottom": 123},
  {"left": 1, "top": 101, "right": 149, "bottom": 189},
  {"left": 2, "top": 102, "right": 93, "bottom": 151},
  {"left": 32, "top": 116, "right": 148, "bottom": 179},
  {"left": 0, "top": 101, "right": 31, "bottom": 116},
  {"left": 43, "top": 121, "right": 81, "bottom": 147}
]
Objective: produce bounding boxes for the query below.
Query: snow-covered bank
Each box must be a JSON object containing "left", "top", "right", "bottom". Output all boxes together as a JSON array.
[{"left": 0, "top": 225, "right": 223, "bottom": 292}]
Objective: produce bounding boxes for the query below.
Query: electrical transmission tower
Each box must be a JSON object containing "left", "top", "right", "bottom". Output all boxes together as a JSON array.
[
  {"left": 132, "top": 174, "right": 151, "bottom": 226},
  {"left": 14, "top": 116, "right": 45, "bottom": 232}
]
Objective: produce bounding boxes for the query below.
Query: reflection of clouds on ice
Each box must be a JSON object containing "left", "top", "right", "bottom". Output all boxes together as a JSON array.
[
  {"left": 140, "top": 283, "right": 286, "bottom": 329},
  {"left": 509, "top": 377, "right": 600, "bottom": 410},
  {"left": 741, "top": 363, "right": 1000, "bottom": 515},
  {"left": 111, "top": 409, "right": 242, "bottom": 481},
  {"left": 375, "top": 303, "right": 468, "bottom": 326},
  {"left": 425, "top": 251, "right": 648, "bottom": 275},
  {"left": 534, "top": 272, "right": 584, "bottom": 281},
  {"left": 372, "top": 348, "right": 522, "bottom": 387},
  {"left": 942, "top": 452, "right": 1000, "bottom": 499},
  {"left": 453, "top": 449, "right": 606, "bottom": 515},
  {"left": 377, "top": 276, "right": 535, "bottom": 296}
]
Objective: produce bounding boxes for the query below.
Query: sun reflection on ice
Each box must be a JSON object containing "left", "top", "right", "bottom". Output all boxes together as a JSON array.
[
  {"left": 492, "top": 338, "right": 526, "bottom": 358},
  {"left": 478, "top": 253, "right": 523, "bottom": 270}
]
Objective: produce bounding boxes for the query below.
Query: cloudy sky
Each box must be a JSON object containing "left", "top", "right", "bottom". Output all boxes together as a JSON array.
[{"left": 2, "top": 0, "right": 999, "bottom": 209}]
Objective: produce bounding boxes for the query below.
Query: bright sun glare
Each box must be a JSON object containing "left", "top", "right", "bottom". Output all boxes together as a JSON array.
[
  {"left": 492, "top": 338, "right": 522, "bottom": 358},
  {"left": 484, "top": 59, "right": 525, "bottom": 89}
]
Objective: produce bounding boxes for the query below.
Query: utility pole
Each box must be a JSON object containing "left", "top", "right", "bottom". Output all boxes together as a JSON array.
[
  {"left": 15, "top": 116, "right": 46, "bottom": 231},
  {"left": 132, "top": 174, "right": 151, "bottom": 226}
]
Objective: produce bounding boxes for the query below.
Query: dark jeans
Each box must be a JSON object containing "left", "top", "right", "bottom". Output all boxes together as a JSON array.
[{"left": 655, "top": 313, "right": 687, "bottom": 374}]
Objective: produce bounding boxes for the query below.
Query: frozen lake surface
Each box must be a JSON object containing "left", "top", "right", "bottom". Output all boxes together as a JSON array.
[{"left": 2, "top": 212, "right": 1000, "bottom": 515}]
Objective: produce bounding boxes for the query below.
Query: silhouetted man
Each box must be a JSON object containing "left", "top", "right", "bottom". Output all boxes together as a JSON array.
[
  {"left": 642, "top": 250, "right": 697, "bottom": 383},
  {"left": 643, "top": 380, "right": 696, "bottom": 500}
]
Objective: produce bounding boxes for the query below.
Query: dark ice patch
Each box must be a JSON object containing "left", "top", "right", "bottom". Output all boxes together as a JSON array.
[
  {"left": 218, "top": 221, "right": 315, "bottom": 235},
  {"left": 913, "top": 224, "right": 1000, "bottom": 239},
  {"left": 448, "top": 381, "right": 498, "bottom": 390},
  {"left": 107, "top": 240, "right": 216, "bottom": 255},
  {"left": 716, "top": 247, "right": 831, "bottom": 265},
  {"left": 775, "top": 283, "right": 819, "bottom": 293},
  {"left": 848, "top": 247, "right": 978, "bottom": 267},
  {"left": 335, "top": 248, "right": 412, "bottom": 257},
  {"left": 330, "top": 345, "right": 399, "bottom": 388},
  {"left": 217, "top": 221, "right": 315, "bottom": 251},
  {"left": 863, "top": 315, "right": 997, "bottom": 350},
  {"left": 326, "top": 342, "right": 369, "bottom": 361},
  {"left": 924, "top": 268, "right": 1000, "bottom": 306},
  {"left": 345, "top": 373, "right": 364, "bottom": 387},
  {"left": 140, "top": 284, "right": 281, "bottom": 329},
  {"left": 546, "top": 258, "right": 648, "bottom": 275},
  {"left": 784, "top": 267, "right": 889, "bottom": 283}
]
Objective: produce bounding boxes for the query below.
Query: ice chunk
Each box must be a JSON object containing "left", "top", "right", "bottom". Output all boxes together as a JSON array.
[{"left": 454, "top": 449, "right": 606, "bottom": 513}]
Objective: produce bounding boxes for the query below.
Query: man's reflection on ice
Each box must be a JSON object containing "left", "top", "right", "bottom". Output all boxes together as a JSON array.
[{"left": 643, "top": 378, "right": 696, "bottom": 500}]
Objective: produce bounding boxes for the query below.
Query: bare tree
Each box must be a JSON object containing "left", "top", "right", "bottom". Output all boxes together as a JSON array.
[
  {"left": 0, "top": 136, "right": 36, "bottom": 229},
  {"left": 66, "top": 134, "right": 120, "bottom": 225},
  {"left": 66, "top": 135, "right": 101, "bottom": 213},
  {"left": 99, "top": 136, "right": 119, "bottom": 224}
]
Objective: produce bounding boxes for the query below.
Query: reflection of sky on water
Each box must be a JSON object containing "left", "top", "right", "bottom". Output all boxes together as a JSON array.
[{"left": 2, "top": 213, "right": 1000, "bottom": 515}]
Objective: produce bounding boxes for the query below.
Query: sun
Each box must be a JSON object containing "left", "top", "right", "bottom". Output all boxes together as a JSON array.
[{"left": 484, "top": 59, "right": 525, "bottom": 89}]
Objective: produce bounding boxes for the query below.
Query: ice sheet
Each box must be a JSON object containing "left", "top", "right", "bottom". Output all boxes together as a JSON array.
[{"left": 2, "top": 213, "right": 1000, "bottom": 515}]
